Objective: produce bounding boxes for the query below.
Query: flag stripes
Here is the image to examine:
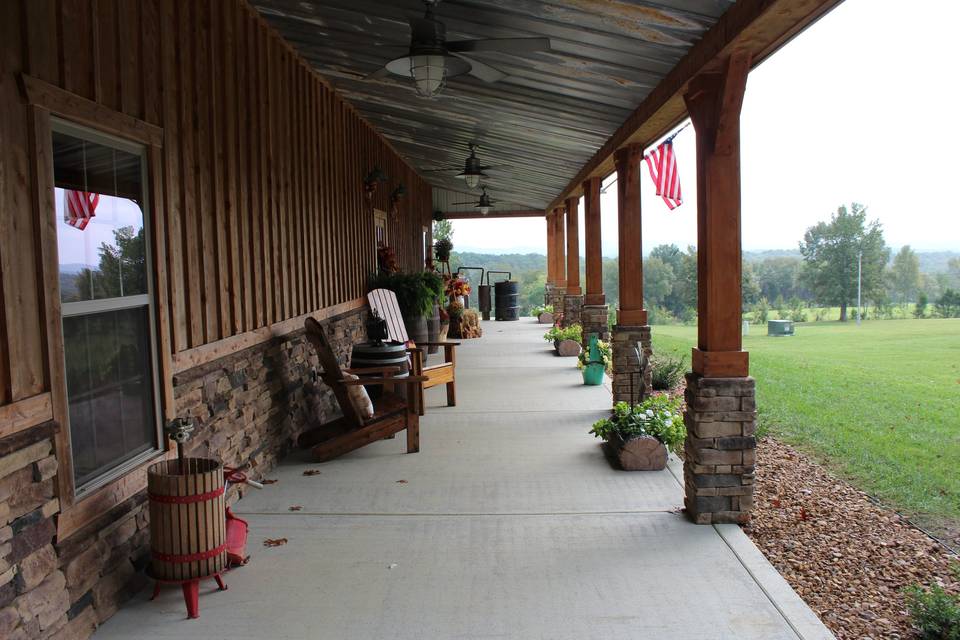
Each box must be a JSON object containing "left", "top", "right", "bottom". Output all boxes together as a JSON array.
[
  {"left": 643, "top": 140, "right": 682, "bottom": 210},
  {"left": 64, "top": 190, "right": 100, "bottom": 230}
]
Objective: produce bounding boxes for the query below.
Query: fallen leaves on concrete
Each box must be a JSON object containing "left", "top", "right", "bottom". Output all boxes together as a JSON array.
[
  {"left": 288, "top": 505, "right": 302, "bottom": 511},
  {"left": 302, "top": 469, "right": 322, "bottom": 476},
  {"left": 263, "top": 538, "right": 288, "bottom": 547},
  {"left": 395, "top": 479, "right": 408, "bottom": 484},
  {"left": 744, "top": 437, "right": 959, "bottom": 639}
]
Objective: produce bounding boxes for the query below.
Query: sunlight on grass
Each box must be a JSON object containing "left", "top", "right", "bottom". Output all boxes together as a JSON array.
[{"left": 652, "top": 319, "right": 960, "bottom": 527}]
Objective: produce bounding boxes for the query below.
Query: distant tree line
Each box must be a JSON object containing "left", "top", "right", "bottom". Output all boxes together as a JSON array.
[{"left": 438, "top": 205, "right": 960, "bottom": 322}]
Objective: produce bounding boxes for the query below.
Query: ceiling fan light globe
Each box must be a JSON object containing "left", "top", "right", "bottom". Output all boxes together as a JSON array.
[
  {"left": 464, "top": 173, "right": 481, "bottom": 189},
  {"left": 411, "top": 55, "right": 446, "bottom": 97},
  {"left": 479, "top": 206, "right": 491, "bottom": 215}
]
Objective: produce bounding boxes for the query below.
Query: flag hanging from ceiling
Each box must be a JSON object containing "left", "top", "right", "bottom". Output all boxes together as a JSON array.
[
  {"left": 644, "top": 140, "right": 682, "bottom": 210},
  {"left": 64, "top": 190, "right": 99, "bottom": 230}
]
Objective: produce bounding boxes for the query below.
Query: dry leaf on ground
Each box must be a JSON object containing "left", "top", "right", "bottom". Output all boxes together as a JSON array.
[
  {"left": 288, "top": 505, "right": 302, "bottom": 511},
  {"left": 303, "top": 469, "right": 322, "bottom": 476},
  {"left": 263, "top": 538, "right": 288, "bottom": 547}
]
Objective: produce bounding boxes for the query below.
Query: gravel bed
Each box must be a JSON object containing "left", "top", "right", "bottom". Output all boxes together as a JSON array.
[{"left": 743, "top": 437, "right": 959, "bottom": 639}]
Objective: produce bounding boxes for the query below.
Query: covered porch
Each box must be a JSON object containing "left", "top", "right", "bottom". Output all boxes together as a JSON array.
[
  {"left": 96, "top": 319, "right": 829, "bottom": 639},
  {"left": 0, "top": 0, "right": 847, "bottom": 638}
]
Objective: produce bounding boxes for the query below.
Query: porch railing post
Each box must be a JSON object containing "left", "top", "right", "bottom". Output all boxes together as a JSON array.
[{"left": 681, "top": 52, "right": 756, "bottom": 525}]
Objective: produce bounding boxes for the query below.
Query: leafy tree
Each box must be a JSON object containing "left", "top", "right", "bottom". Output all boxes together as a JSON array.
[
  {"left": 74, "top": 226, "right": 146, "bottom": 300},
  {"left": 798, "top": 203, "right": 889, "bottom": 322},
  {"left": 754, "top": 257, "right": 805, "bottom": 302},
  {"left": 948, "top": 257, "right": 960, "bottom": 289},
  {"left": 935, "top": 289, "right": 960, "bottom": 318},
  {"left": 742, "top": 262, "right": 761, "bottom": 307},
  {"left": 914, "top": 292, "right": 928, "bottom": 318},
  {"left": 433, "top": 219, "right": 453, "bottom": 243},
  {"left": 642, "top": 256, "right": 674, "bottom": 309},
  {"left": 890, "top": 245, "right": 921, "bottom": 303}
]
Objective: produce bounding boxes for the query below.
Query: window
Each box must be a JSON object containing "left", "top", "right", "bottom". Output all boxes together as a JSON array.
[
  {"left": 374, "top": 209, "right": 388, "bottom": 248},
  {"left": 52, "top": 120, "right": 162, "bottom": 493}
]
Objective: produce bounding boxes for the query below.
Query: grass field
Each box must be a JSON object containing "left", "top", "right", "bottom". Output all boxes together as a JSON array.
[{"left": 652, "top": 319, "right": 960, "bottom": 538}]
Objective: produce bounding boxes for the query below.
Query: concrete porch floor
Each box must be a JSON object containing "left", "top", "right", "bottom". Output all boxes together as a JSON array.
[{"left": 96, "top": 319, "right": 833, "bottom": 639}]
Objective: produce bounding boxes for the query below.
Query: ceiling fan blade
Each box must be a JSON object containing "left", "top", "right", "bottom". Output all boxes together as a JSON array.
[
  {"left": 447, "top": 37, "right": 550, "bottom": 54},
  {"left": 421, "top": 167, "right": 463, "bottom": 172},
  {"left": 450, "top": 201, "right": 478, "bottom": 206},
  {"left": 479, "top": 164, "right": 511, "bottom": 171},
  {"left": 364, "top": 66, "right": 391, "bottom": 80},
  {"left": 452, "top": 53, "right": 507, "bottom": 83}
]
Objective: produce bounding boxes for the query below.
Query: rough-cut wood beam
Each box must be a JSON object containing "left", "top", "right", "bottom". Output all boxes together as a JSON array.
[
  {"left": 440, "top": 210, "right": 545, "bottom": 220},
  {"left": 614, "top": 144, "right": 645, "bottom": 326},
  {"left": 564, "top": 196, "right": 581, "bottom": 295},
  {"left": 548, "top": 0, "right": 844, "bottom": 210},
  {"left": 582, "top": 177, "right": 604, "bottom": 306},
  {"left": 685, "top": 53, "right": 751, "bottom": 377}
]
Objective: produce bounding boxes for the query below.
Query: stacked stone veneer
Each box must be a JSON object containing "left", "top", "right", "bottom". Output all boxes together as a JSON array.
[
  {"left": 544, "top": 284, "right": 566, "bottom": 320},
  {"left": 580, "top": 305, "right": 609, "bottom": 345},
  {"left": 0, "top": 308, "right": 366, "bottom": 640},
  {"left": 683, "top": 374, "right": 757, "bottom": 524},
  {"left": 610, "top": 325, "right": 652, "bottom": 405},
  {"left": 562, "top": 294, "right": 583, "bottom": 327}
]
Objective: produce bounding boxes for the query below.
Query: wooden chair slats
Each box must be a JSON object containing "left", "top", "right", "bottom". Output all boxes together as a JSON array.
[
  {"left": 365, "top": 290, "right": 460, "bottom": 415},
  {"left": 299, "top": 317, "right": 420, "bottom": 461}
]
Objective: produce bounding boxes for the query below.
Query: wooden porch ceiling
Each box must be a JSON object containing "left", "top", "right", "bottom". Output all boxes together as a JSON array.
[
  {"left": 251, "top": 0, "right": 734, "bottom": 213},
  {"left": 253, "top": 0, "right": 842, "bottom": 215}
]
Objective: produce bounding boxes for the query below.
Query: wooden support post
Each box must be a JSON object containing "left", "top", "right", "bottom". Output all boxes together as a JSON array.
[
  {"left": 683, "top": 52, "right": 751, "bottom": 378},
  {"left": 614, "top": 143, "right": 645, "bottom": 325},
  {"left": 582, "top": 177, "right": 604, "bottom": 306},
  {"left": 564, "top": 197, "right": 580, "bottom": 295},
  {"left": 553, "top": 207, "right": 566, "bottom": 289},
  {"left": 545, "top": 209, "right": 555, "bottom": 285}
]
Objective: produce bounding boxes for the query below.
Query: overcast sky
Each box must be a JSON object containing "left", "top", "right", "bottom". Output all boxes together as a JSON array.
[{"left": 451, "top": 0, "right": 960, "bottom": 256}]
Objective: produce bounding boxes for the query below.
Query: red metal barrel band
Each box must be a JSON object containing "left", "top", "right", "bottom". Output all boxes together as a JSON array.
[
  {"left": 151, "top": 543, "right": 227, "bottom": 564},
  {"left": 148, "top": 485, "right": 225, "bottom": 504}
]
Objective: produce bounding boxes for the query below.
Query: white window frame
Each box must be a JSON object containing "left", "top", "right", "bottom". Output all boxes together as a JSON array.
[{"left": 52, "top": 117, "right": 164, "bottom": 497}]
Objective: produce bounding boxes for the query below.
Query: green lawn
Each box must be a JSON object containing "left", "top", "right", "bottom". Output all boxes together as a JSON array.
[{"left": 652, "top": 319, "right": 960, "bottom": 533}]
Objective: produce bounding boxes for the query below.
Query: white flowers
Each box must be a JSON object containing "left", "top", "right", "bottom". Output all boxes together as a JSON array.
[{"left": 645, "top": 409, "right": 654, "bottom": 417}]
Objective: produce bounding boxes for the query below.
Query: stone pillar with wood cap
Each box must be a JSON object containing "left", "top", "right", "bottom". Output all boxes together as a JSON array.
[
  {"left": 682, "top": 53, "right": 756, "bottom": 525},
  {"left": 611, "top": 143, "right": 651, "bottom": 405},
  {"left": 562, "top": 196, "right": 583, "bottom": 327},
  {"left": 580, "top": 176, "right": 609, "bottom": 344}
]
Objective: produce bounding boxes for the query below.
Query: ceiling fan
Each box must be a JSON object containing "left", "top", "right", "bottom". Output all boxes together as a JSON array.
[
  {"left": 369, "top": 0, "right": 551, "bottom": 98},
  {"left": 451, "top": 185, "right": 497, "bottom": 215},
  {"left": 424, "top": 143, "right": 508, "bottom": 189}
]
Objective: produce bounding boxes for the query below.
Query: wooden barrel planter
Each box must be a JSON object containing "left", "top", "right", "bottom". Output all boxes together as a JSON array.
[
  {"left": 603, "top": 434, "right": 668, "bottom": 471},
  {"left": 147, "top": 457, "right": 228, "bottom": 617},
  {"left": 351, "top": 341, "right": 410, "bottom": 400},
  {"left": 494, "top": 280, "right": 520, "bottom": 321}
]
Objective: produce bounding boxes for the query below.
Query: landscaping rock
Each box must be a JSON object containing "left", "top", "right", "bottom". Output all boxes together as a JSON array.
[{"left": 745, "top": 437, "right": 960, "bottom": 640}]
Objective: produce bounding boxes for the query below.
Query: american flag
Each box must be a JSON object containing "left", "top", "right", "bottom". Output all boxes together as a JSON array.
[
  {"left": 643, "top": 140, "right": 682, "bottom": 210},
  {"left": 64, "top": 190, "right": 99, "bottom": 230}
]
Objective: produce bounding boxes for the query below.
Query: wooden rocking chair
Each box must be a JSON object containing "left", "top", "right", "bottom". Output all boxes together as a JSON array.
[
  {"left": 368, "top": 288, "right": 459, "bottom": 416},
  {"left": 298, "top": 317, "right": 426, "bottom": 462}
]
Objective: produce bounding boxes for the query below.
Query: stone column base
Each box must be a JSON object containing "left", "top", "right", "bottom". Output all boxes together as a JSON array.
[
  {"left": 580, "top": 304, "right": 609, "bottom": 345},
  {"left": 610, "top": 324, "right": 652, "bottom": 405},
  {"left": 562, "top": 294, "right": 583, "bottom": 327},
  {"left": 683, "top": 374, "right": 757, "bottom": 525},
  {"left": 545, "top": 285, "right": 566, "bottom": 319}
]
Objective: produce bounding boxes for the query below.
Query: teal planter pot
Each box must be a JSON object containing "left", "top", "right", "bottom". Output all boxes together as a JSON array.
[{"left": 582, "top": 363, "right": 605, "bottom": 386}]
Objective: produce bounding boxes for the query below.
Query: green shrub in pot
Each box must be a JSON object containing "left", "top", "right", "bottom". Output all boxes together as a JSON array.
[
  {"left": 589, "top": 396, "right": 686, "bottom": 453},
  {"left": 369, "top": 271, "right": 444, "bottom": 317}
]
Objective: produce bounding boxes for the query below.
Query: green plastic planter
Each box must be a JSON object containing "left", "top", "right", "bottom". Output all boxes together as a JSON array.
[{"left": 582, "top": 362, "right": 605, "bottom": 385}]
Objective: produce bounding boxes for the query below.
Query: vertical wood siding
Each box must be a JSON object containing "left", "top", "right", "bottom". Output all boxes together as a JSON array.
[{"left": 0, "top": 0, "right": 431, "bottom": 410}]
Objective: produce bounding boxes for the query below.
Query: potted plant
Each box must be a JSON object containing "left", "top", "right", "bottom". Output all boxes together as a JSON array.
[
  {"left": 369, "top": 270, "right": 444, "bottom": 349},
  {"left": 531, "top": 304, "right": 554, "bottom": 324},
  {"left": 445, "top": 275, "right": 471, "bottom": 307},
  {"left": 434, "top": 237, "right": 453, "bottom": 263},
  {"left": 589, "top": 397, "right": 686, "bottom": 471},
  {"left": 543, "top": 324, "right": 582, "bottom": 357},
  {"left": 577, "top": 336, "right": 610, "bottom": 385}
]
